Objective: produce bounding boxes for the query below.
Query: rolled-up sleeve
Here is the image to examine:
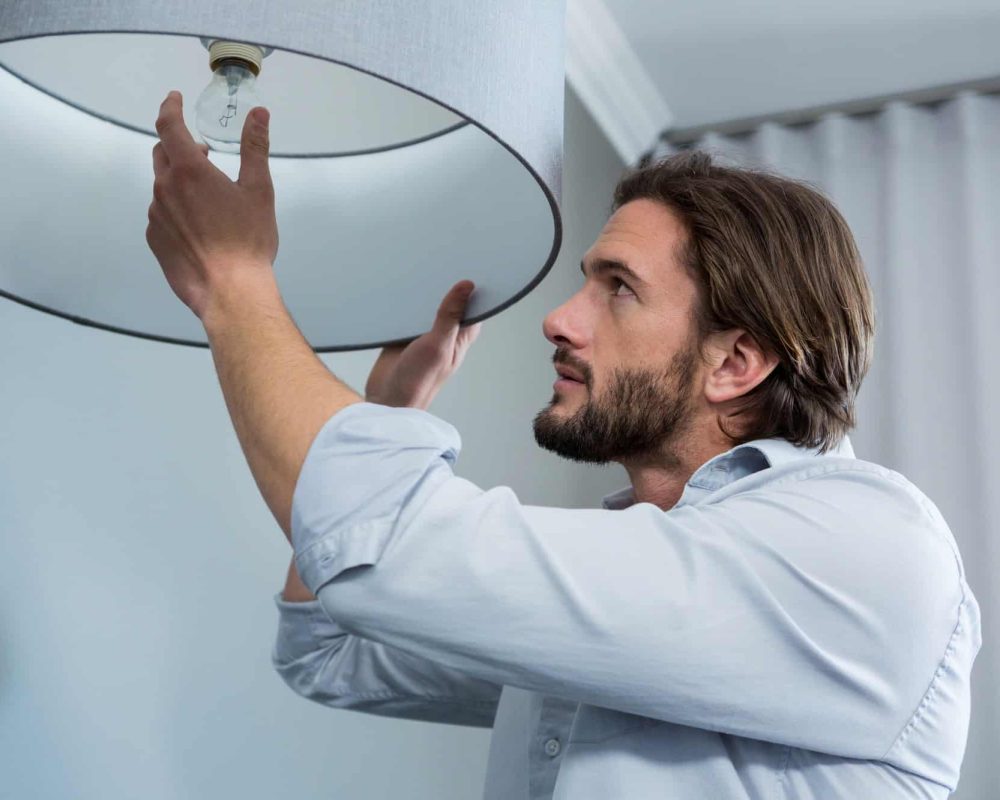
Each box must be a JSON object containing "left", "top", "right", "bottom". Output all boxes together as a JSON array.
[
  {"left": 292, "top": 402, "right": 460, "bottom": 594},
  {"left": 272, "top": 594, "right": 501, "bottom": 727},
  {"left": 290, "top": 403, "right": 970, "bottom": 761}
]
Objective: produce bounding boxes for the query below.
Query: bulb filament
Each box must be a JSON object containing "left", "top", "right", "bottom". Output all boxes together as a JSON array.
[{"left": 219, "top": 79, "right": 240, "bottom": 128}]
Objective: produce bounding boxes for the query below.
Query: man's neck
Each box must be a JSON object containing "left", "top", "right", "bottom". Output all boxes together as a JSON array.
[{"left": 622, "top": 428, "right": 734, "bottom": 511}]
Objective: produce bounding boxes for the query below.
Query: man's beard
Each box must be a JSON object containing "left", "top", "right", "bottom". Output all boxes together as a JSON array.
[{"left": 532, "top": 345, "right": 698, "bottom": 465}]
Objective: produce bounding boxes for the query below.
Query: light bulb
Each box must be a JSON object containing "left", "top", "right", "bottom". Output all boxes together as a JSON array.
[{"left": 195, "top": 41, "right": 268, "bottom": 153}]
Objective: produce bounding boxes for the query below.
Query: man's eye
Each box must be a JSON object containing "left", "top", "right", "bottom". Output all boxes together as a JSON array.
[{"left": 611, "top": 277, "right": 633, "bottom": 297}]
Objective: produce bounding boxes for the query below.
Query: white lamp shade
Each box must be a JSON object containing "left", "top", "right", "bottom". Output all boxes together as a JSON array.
[{"left": 0, "top": 1, "right": 565, "bottom": 350}]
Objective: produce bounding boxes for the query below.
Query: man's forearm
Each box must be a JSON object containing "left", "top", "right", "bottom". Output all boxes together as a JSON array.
[
  {"left": 201, "top": 269, "right": 362, "bottom": 539},
  {"left": 282, "top": 558, "right": 316, "bottom": 602}
]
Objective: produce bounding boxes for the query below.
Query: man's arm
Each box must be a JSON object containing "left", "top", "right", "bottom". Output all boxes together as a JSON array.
[
  {"left": 146, "top": 91, "right": 480, "bottom": 542},
  {"left": 273, "top": 558, "right": 502, "bottom": 727},
  {"left": 282, "top": 558, "right": 315, "bottom": 602},
  {"left": 200, "top": 271, "right": 360, "bottom": 540},
  {"left": 145, "top": 92, "right": 504, "bottom": 727},
  {"left": 145, "top": 91, "right": 361, "bottom": 540}
]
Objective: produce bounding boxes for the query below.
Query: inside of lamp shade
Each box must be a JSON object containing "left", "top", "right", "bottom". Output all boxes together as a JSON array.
[
  {"left": 0, "top": 33, "right": 464, "bottom": 155},
  {"left": 0, "top": 64, "right": 557, "bottom": 350}
]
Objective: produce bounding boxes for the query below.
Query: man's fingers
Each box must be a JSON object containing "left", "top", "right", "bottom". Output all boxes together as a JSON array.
[
  {"left": 371, "top": 343, "right": 405, "bottom": 370},
  {"left": 431, "top": 281, "right": 475, "bottom": 338},
  {"left": 155, "top": 91, "right": 200, "bottom": 162},
  {"left": 238, "top": 107, "right": 273, "bottom": 191},
  {"left": 459, "top": 321, "right": 483, "bottom": 347},
  {"left": 152, "top": 142, "right": 168, "bottom": 177}
]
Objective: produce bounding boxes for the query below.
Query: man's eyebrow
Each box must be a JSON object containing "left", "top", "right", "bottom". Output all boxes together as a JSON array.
[{"left": 580, "top": 258, "right": 648, "bottom": 289}]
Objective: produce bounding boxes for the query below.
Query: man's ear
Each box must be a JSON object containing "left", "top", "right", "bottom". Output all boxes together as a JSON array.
[{"left": 702, "top": 329, "right": 780, "bottom": 406}]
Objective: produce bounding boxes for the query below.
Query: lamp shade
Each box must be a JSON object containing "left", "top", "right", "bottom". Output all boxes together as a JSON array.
[{"left": 0, "top": 1, "right": 565, "bottom": 350}]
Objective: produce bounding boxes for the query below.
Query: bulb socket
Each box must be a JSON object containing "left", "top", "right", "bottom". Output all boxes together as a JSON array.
[{"left": 208, "top": 41, "right": 264, "bottom": 76}]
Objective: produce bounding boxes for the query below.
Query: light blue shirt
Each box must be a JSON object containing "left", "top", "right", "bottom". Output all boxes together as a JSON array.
[{"left": 273, "top": 403, "right": 980, "bottom": 799}]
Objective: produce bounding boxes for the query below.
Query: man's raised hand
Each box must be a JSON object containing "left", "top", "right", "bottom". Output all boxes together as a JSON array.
[
  {"left": 146, "top": 91, "right": 279, "bottom": 321},
  {"left": 365, "top": 281, "right": 483, "bottom": 410}
]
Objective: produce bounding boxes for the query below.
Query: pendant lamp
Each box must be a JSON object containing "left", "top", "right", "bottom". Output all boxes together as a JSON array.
[{"left": 0, "top": 1, "right": 565, "bottom": 350}]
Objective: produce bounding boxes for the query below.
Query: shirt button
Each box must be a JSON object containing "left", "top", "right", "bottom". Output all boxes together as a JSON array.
[{"left": 544, "top": 738, "right": 561, "bottom": 758}]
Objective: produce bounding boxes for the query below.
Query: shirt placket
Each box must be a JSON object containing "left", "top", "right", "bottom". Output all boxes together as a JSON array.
[{"left": 529, "top": 696, "right": 578, "bottom": 800}]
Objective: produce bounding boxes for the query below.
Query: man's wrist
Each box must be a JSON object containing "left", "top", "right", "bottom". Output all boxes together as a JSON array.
[{"left": 200, "top": 263, "right": 285, "bottom": 335}]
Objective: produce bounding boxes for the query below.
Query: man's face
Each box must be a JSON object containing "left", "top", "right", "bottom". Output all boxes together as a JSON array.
[{"left": 533, "top": 199, "right": 703, "bottom": 465}]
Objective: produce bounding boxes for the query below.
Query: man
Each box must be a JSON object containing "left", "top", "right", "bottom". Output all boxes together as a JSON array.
[{"left": 147, "top": 92, "right": 980, "bottom": 799}]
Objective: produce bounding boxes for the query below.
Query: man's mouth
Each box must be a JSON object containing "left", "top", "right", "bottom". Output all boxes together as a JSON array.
[
  {"left": 555, "top": 366, "right": 585, "bottom": 383},
  {"left": 554, "top": 368, "right": 586, "bottom": 392}
]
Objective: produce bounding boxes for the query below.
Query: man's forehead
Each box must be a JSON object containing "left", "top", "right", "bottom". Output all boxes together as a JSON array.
[{"left": 583, "top": 199, "right": 687, "bottom": 281}]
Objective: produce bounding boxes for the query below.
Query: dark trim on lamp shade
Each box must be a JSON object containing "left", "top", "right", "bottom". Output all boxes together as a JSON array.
[
  {"left": 0, "top": 200, "right": 563, "bottom": 352},
  {"left": 0, "top": 57, "right": 471, "bottom": 159}
]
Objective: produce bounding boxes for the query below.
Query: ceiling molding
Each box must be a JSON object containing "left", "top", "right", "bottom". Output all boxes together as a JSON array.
[{"left": 565, "top": 0, "right": 673, "bottom": 165}]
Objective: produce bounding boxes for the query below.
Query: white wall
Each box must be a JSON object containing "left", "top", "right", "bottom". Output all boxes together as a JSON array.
[{"left": 0, "top": 86, "right": 625, "bottom": 799}]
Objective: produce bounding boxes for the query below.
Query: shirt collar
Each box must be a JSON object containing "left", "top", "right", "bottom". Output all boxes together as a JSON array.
[{"left": 600, "top": 435, "right": 855, "bottom": 510}]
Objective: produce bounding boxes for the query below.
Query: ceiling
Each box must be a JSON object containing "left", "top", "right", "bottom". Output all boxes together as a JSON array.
[{"left": 581, "top": 0, "right": 1000, "bottom": 157}]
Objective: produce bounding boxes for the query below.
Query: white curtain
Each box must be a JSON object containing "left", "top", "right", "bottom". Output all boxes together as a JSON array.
[{"left": 653, "top": 92, "right": 1000, "bottom": 800}]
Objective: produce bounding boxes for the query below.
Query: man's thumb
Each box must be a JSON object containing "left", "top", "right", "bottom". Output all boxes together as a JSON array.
[{"left": 239, "top": 106, "right": 271, "bottom": 189}]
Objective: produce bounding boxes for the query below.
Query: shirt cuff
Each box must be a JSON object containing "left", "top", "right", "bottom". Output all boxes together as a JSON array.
[
  {"left": 272, "top": 593, "right": 346, "bottom": 665},
  {"left": 290, "top": 401, "right": 461, "bottom": 595}
]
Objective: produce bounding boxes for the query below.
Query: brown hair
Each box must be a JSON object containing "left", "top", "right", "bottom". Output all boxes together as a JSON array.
[{"left": 613, "top": 150, "right": 874, "bottom": 451}]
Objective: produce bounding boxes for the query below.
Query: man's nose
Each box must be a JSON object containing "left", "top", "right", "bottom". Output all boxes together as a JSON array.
[{"left": 543, "top": 295, "right": 586, "bottom": 349}]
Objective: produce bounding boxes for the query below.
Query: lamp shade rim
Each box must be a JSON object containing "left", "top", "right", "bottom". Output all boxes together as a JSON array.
[
  {"left": 0, "top": 42, "right": 474, "bottom": 160},
  {"left": 0, "top": 199, "right": 563, "bottom": 353}
]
